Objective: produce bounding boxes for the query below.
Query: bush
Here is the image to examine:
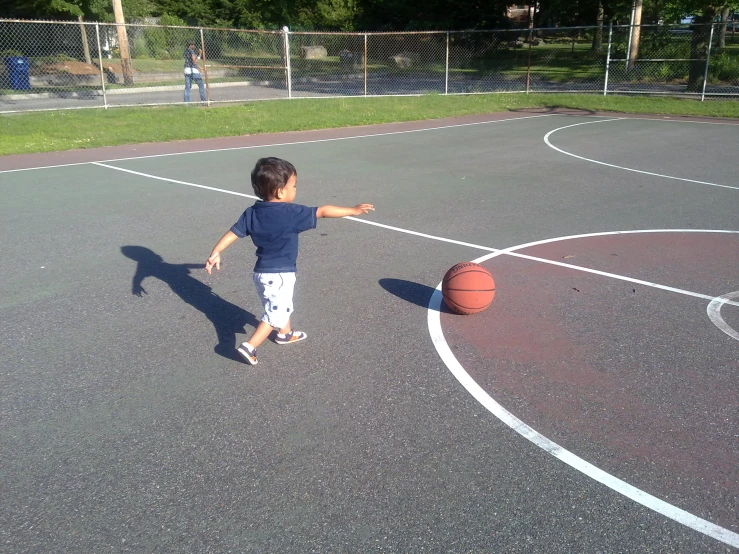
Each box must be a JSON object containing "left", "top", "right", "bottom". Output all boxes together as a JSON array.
[
  {"left": 0, "top": 49, "right": 23, "bottom": 58},
  {"left": 709, "top": 51, "right": 739, "bottom": 82},
  {"left": 132, "top": 35, "right": 150, "bottom": 59},
  {"left": 653, "top": 61, "right": 688, "bottom": 81},
  {"left": 143, "top": 14, "right": 190, "bottom": 59},
  {"left": 143, "top": 27, "right": 167, "bottom": 58}
]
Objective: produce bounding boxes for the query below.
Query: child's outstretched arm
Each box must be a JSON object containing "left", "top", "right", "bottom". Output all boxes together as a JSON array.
[
  {"left": 205, "top": 230, "right": 239, "bottom": 274},
  {"left": 316, "top": 204, "right": 374, "bottom": 218}
]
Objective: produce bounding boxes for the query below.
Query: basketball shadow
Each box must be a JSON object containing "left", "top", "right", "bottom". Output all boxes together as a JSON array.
[
  {"left": 121, "top": 246, "right": 259, "bottom": 361},
  {"left": 378, "top": 278, "right": 454, "bottom": 313}
]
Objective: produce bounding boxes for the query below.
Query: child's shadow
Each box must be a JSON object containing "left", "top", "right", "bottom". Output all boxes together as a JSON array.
[{"left": 121, "top": 246, "right": 258, "bottom": 361}]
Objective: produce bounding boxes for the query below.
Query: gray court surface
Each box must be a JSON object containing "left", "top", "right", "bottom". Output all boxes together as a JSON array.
[{"left": 1, "top": 111, "right": 737, "bottom": 552}]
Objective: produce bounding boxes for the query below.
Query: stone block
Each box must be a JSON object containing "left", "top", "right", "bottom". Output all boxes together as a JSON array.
[{"left": 300, "top": 45, "right": 327, "bottom": 59}]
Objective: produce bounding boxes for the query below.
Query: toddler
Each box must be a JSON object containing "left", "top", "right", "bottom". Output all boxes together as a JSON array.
[{"left": 205, "top": 157, "right": 374, "bottom": 365}]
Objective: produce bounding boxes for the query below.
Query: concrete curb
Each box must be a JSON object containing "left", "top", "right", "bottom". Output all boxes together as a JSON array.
[
  {"left": 0, "top": 79, "right": 278, "bottom": 100},
  {"left": 0, "top": 73, "right": 367, "bottom": 101}
]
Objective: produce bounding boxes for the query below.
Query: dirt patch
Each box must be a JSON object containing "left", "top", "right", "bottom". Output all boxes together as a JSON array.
[{"left": 32, "top": 61, "right": 137, "bottom": 75}]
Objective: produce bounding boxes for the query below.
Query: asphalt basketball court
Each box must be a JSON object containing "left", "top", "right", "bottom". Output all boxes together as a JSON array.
[{"left": 1, "top": 109, "right": 737, "bottom": 552}]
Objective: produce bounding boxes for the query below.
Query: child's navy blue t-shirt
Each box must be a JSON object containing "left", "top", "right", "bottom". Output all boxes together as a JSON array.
[{"left": 231, "top": 201, "right": 317, "bottom": 272}]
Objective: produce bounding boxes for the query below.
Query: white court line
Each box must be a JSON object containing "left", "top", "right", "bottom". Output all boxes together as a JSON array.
[
  {"left": 577, "top": 114, "right": 739, "bottom": 126},
  {"left": 707, "top": 291, "right": 739, "bottom": 341},
  {"left": 0, "top": 113, "right": 556, "bottom": 174},
  {"left": 91, "top": 162, "right": 261, "bottom": 200},
  {"left": 543, "top": 119, "right": 739, "bottom": 191},
  {"left": 89, "top": 161, "right": 739, "bottom": 545},
  {"left": 348, "top": 218, "right": 739, "bottom": 308},
  {"left": 429, "top": 231, "right": 739, "bottom": 549},
  {"left": 93, "top": 162, "right": 739, "bottom": 308},
  {"left": 4, "top": 111, "right": 738, "bottom": 176}
]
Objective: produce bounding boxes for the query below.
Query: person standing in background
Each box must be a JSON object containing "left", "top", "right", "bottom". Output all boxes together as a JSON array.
[{"left": 184, "top": 40, "right": 206, "bottom": 104}]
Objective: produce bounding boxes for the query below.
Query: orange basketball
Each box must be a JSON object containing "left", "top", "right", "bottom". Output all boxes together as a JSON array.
[{"left": 441, "top": 262, "right": 496, "bottom": 315}]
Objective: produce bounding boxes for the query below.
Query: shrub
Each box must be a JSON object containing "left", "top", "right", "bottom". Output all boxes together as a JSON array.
[
  {"left": 132, "top": 35, "right": 150, "bottom": 59},
  {"left": 143, "top": 14, "right": 190, "bottom": 59},
  {"left": 709, "top": 51, "right": 739, "bottom": 82}
]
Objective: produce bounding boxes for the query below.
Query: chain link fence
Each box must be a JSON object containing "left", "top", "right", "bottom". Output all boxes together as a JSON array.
[{"left": 1, "top": 19, "right": 738, "bottom": 112}]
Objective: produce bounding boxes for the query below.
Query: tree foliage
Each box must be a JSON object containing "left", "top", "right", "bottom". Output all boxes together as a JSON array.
[{"left": 0, "top": 0, "right": 734, "bottom": 30}]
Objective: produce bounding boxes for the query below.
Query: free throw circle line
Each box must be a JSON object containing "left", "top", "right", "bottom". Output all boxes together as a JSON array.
[
  {"left": 349, "top": 222, "right": 739, "bottom": 308},
  {"left": 543, "top": 119, "right": 739, "bottom": 191},
  {"left": 707, "top": 291, "right": 739, "bottom": 341},
  {"left": 428, "top": 231, "right": 739, "bottom": 548}
]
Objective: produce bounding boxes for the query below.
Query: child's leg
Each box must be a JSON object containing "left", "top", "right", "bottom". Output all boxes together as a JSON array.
[
  {"left": 244, "top": 320, "right": 274, "bottom": 349},
  {"left": 244, "top": 318, "right": 293, "bottom": 349},
  {"left": 244, "top": 273, "right": 294, "bottom": 349},
  {"left": 243, "top": 273, "right": 304, "bottom": 358},
  {"left": 277, "top": 318, "right": 291, "bottom": 335},
  {"left": 238, "top": 320, "right": 273, "bottom": 365}
]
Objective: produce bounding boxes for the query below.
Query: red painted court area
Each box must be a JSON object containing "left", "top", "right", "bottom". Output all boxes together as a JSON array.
[{"left": 440, "top": 232, "right": 738, "bottom": 529}]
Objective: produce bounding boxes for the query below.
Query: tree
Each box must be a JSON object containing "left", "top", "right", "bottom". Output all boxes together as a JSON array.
[
  {"left": 298, "top": 0, "right": 361, "bottom": 31},
  {"left": 716, "top": 2, "right": 739, "bottom": 46},
  {"left": 593, "top": 2, "right": 605, "bottom": 51},
  {"left": 686, "top": 3, "right": 721, "bottom": 90},
  {"left": 356, "top": 0, "right": 509, "bottom": 31}
]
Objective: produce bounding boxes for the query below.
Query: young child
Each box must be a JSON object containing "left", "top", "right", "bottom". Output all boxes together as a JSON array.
[{"left": 205, "top": 157, "right": 374, "bottom": 365}]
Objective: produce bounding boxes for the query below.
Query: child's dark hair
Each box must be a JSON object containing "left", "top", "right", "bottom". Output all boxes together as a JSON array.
[{"left": 251, "top": 157, "right": 297, "bottom": 200}]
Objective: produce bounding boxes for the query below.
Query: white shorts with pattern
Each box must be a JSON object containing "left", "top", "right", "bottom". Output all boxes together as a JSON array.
[{"left": 253, "top": 272, "right": 296, "bottom": 329}]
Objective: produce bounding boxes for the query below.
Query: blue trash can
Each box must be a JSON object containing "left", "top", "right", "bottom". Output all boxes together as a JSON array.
[{"left": 4, "top": 57, "right": 31, "bottom": 91}]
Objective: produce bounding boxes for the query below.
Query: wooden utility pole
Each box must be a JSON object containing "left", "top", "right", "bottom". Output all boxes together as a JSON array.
[
  {"left": 628, "top": 0, "right": 643, "bottom": 70},
  {"left": 112, "top": 0, "right": 134, "bottom": 86}
]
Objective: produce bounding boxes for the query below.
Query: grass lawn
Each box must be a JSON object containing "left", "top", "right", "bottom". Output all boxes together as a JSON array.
[{"left": 1, "top": 93, "right": 738, "bottom": 156}]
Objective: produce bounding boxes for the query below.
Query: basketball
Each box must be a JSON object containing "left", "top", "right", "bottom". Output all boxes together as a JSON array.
[{"left": 441, "top": 262, "right": 496, "bottom": 315}]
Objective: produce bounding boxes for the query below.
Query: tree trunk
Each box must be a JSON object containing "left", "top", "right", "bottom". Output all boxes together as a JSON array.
[
  {"left": 687, "top": 10, "right": 718, "bottom": 92},
  {"left": 718, "top": 6, "right": 729, "bottom": 48},
  {"left": 593, "top": 3, "right": 604, "bottom": 52},
  {"left": 78, "top": 16, "right": 92, "bottom": 65}
]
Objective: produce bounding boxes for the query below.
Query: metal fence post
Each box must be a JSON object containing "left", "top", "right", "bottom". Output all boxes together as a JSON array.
[
  {"left": 604, "top": 22, "right": 613, "bottom": 96},
  {"left": 445, "top": 32, "right": 449, "bottom": 95},
  {"left": 364, "top": 33, "right": 368, "bottom": 97},
  {"left": 701, "top": 23, "right": 715, "bottom": 102},
  {"left": 526, "top": 29, "right": 533, "bottom": 93},
  {"left": 283, "top": 26, "right": 292, "bottom": 98},
  {"left": 94, "top": 23, "right": 108, "bottom": 109},
  {"left": 200, "top": 28, "right": 211, "bottom": 106}
]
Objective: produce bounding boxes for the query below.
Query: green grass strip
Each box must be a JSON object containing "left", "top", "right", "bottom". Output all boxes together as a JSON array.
[{"left": 1, "top": 93, "right": 738, "bottom": 156}]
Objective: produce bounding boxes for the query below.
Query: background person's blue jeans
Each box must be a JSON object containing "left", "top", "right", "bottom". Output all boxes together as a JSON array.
[{"left": 184, "top": 73, "right": 206, "bottom": 103}]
